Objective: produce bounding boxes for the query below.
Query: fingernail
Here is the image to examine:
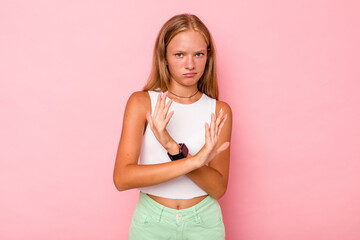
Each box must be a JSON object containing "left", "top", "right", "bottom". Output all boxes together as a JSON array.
[{"left": 220, "top": 108, "right": 223, "bottom": 113}]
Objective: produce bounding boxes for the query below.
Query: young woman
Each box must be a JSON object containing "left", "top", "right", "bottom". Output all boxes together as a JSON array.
[{"left": 113, "top": 13, "right": 232, "bottom": 240}]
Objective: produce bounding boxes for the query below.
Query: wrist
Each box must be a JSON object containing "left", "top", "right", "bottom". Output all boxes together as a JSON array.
[
  {"left": 184, "top": 156, "right": 200, "bottom": 171},
  {"left": 168, "top": 143, "right": 188, "bottom": 161},
  {"left": 193, "top": 148, "right": 208, "bottom": 168},
  {"left": 165, "top": 140, "right": 180, "bottom": 155}
]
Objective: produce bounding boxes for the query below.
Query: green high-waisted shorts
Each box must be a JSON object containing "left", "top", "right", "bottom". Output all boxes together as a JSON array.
[{"left": 129, "top": 192, "right": 225, "bottom": 240}]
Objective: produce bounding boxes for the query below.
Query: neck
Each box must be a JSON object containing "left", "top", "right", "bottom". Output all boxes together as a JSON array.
[
  {"left": 168, "top": 83, "right": 199, "bottom": 99},
  {"left": 168, "top": 89, "right": 199, "bottom": 98}
]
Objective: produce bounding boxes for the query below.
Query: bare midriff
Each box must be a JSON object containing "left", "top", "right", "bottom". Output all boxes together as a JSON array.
[{"left": 147, "top": 194, "right": 208, "bottom": 210}]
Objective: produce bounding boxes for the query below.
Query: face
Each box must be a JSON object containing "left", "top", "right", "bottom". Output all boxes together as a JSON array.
[{"left": 166, "top": 30, "right": 208, "bottom": 88}]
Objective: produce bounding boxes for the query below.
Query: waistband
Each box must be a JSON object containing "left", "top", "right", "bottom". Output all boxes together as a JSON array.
[{"left": 138, "top": 191, "right": 218, "bottom": 224}]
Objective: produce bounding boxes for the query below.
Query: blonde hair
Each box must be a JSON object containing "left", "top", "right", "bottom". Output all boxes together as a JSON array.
[{"left": 142, "top": 14, "right": 219, "bottom": 100}]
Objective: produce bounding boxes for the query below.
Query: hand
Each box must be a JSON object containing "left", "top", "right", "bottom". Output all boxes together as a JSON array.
[
  {"left": 193, "top": 108, "right": 230, "bottom": 168},
  {"left": 146, "top": 92, "right": 177, "bottom": 152}
]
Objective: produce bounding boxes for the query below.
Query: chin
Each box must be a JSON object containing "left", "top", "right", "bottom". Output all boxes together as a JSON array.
[
  {"left": 184, "top": 77, "right": 200, "bottom": 85},
  {"left": 184, "top": 80, "right": 199, "bottom": 87}
]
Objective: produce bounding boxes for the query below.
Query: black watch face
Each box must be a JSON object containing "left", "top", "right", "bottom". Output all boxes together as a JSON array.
[
  {"left": 168, "top": 143, "right": 188, "bottom": 161},
  {"left": 182, "top": 144, "right": 188, "bottom": 157}
]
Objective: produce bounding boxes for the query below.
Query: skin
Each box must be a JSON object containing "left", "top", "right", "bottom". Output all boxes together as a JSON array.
[{"left": 113, "top": 30, "right": 233, "bottom": 209}]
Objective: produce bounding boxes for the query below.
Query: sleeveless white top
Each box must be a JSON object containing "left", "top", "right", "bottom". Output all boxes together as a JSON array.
[{"left": 138, "top": 90, "right": 216, "bottom": 199}]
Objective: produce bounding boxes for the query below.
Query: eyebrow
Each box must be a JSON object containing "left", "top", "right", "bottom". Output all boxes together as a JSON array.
[{"left": 172, "top": 49, "right": 207, "bottom": 52}]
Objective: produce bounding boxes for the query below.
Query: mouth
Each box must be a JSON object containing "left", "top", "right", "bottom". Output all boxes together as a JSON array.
[{"left": 183, "top": 72, "right": 197, "bottom": 77}]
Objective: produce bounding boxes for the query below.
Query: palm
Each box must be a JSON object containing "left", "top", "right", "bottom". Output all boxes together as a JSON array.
[{"left": 195, "top": 109, "right": 229, "bottom": 166}]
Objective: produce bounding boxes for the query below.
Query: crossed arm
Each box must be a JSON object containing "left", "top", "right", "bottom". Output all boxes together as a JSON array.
[{"left": 113, "top": 91, "right": 232, "bottom": 199}]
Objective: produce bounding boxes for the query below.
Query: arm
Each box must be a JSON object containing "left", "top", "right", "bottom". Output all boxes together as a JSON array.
[
  {"left": 113, "top": 91, "right": 229, "bottom": 192},
  {"left": 113, "top": 91, "right": 198, "bottom": 191},
  {"left": 187, "top": 101, "right": 233, "bottom": 199}
]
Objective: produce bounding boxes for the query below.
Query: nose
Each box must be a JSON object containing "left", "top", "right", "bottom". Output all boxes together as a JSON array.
[{"left": 185, "top": 56, "right": 195, "bottom": 70}]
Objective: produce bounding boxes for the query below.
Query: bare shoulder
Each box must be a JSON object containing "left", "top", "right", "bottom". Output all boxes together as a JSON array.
[
  {"left": 126, "top": 91, "right": 151, "bottom": 113},
  {"left": 127, "top": 91, "right": 150, "bottom": 105},
  {"left": 216, "top": 100, "right": 232, "bottom": 117},
  {"left": 121, "top": 91, "right": 151, "bottom": 137}
]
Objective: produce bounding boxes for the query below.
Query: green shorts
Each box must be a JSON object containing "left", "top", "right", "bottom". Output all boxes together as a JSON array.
[{"left": 129, "top": 192, "right": 225, "bottom": 240}]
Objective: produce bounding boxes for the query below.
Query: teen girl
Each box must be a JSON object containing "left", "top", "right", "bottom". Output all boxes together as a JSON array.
[{"left": 113, "top": 13, "right": 232, "bottom": 240}]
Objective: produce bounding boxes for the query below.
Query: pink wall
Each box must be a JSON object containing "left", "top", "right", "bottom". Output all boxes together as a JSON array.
[{"left": 1, "top": 0, "right": 359, "bottom": 239}]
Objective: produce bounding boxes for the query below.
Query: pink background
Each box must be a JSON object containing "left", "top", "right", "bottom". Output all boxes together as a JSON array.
[{"left": 1, "top": 0, "right": 360, "bottom": 239}]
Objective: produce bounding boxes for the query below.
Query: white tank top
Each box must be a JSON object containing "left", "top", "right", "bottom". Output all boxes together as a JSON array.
[{"left": 138, "top": 90, "right": 216, "bottom": 199}]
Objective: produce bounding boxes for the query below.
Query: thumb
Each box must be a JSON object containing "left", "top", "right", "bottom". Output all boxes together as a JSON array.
[
  {"left": 146, "top": 112, "right": 153, "bottom": 126},
  {"left": 216, "top": 142, "right": 230, "bottom": 154}
]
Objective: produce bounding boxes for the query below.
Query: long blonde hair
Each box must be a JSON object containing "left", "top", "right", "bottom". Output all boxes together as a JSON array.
[{"left": 143, "top": 14, "right": 219, "bottom": 100}]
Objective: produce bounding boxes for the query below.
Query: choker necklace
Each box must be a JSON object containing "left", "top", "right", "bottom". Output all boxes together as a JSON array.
[{"left": 168, "top": 89, "right": 199, "bottom": 98}]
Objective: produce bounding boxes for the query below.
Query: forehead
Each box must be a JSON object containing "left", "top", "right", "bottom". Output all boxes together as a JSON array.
[{"left": 167, "top": 30, "right": 207, "bottom": 50}]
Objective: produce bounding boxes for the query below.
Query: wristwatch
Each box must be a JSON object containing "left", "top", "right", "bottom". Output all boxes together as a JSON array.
[{"left": 167, "top": 143, "right": 188, "bottom": 161}]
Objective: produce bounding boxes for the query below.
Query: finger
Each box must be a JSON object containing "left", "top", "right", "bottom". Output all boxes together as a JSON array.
[
  {"left": 160, "top": 91, "right": 167, "bottom": 112},
  {"left": 158, "top": 92, "right": 169, "bottom": 119},
  {"left": 217, "top": 113, "right": 228, "bottom": 137},
  {"left": 216, "top": 141, "right": 230, "bottom": 154},
  {"left": 153, "top": 93, "right": 161, "bottom": 117},
  {"left": 215, "top": 108, "right": 224, "bottom": 135},
  {"left": 146, "top": 112, "right": 153, "bottom": 128},
  {"left": 164, "top": 110, "right": 174, "bottom": 125},
  {"left": 205, "top": 122, "right": 210, "bottom": 143},
  {"left": 162, "top": 97, "right": 172, "bottom": 118},
  {"left": 210, "top": 113, "right": 216, "bottom": 143}
]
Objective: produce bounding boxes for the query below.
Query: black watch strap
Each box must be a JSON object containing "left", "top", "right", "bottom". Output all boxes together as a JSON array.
[{"left": 167, "top": 143, "right": 188, "bottom": 161}]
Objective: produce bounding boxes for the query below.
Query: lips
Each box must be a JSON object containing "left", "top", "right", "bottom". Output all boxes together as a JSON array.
[{"left": 183, "top": 73, "right": 196, "bottom": 77}]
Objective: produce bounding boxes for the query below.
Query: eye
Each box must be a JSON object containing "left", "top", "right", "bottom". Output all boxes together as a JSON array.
[
  {"left": 175, "top": 53, "right": 183, "bottom": 57},
  {"left": 195, "top": 52, "right": 205, "bottom": 57}
]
